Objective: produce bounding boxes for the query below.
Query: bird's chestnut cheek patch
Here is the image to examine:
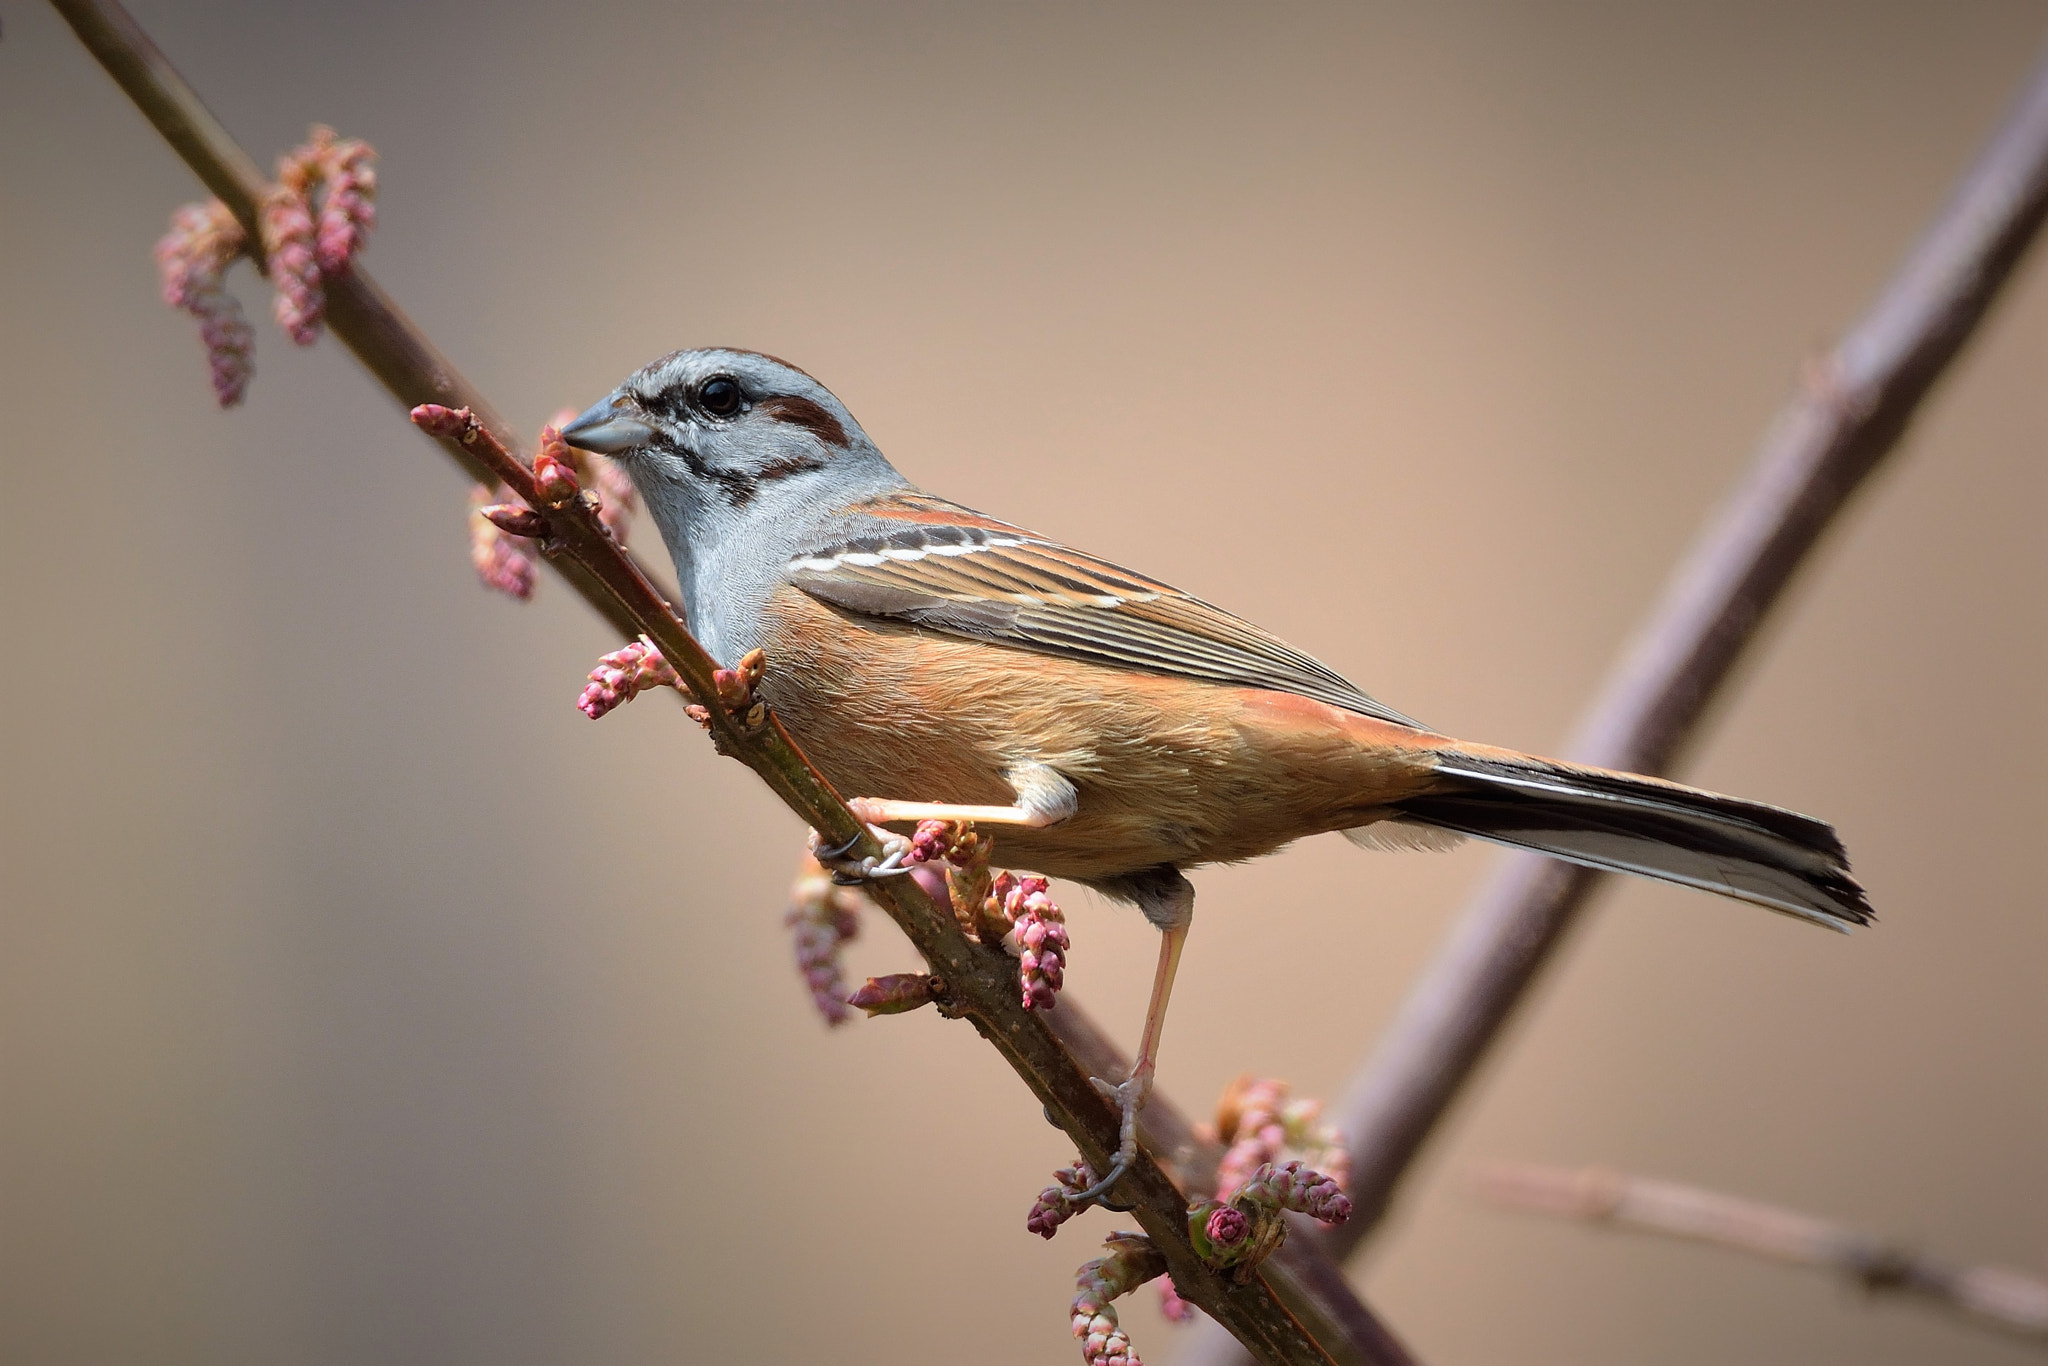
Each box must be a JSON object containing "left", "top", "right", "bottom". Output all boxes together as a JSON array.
[{"left": 758, "top": 395, "right": 850, "bottom": 449}]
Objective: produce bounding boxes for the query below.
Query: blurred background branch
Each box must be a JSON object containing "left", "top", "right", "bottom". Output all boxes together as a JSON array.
[
  {"left": 1479, "top": 1163, "right": 2048, "bottom": 1346},
  {"left": 1327, "top": 36, "right": 2048, "bottom": 1248},
  {"left": 1187, "top": 35, "right": 2048, "bottom": 1366}
]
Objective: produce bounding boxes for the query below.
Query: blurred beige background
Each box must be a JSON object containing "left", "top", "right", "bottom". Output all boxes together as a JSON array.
[{"left": 4, "top": 2, "right": 2044, "bottom": 1363}]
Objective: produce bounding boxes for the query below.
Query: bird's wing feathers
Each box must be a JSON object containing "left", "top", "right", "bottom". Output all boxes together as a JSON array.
[{"left": 787, "top": 492, "right": 1423, "bottom": 728}]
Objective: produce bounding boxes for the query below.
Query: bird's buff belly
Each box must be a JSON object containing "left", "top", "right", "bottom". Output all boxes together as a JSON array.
[{"left": 756, "top": 585, "right": 1444, "bottom": 883}]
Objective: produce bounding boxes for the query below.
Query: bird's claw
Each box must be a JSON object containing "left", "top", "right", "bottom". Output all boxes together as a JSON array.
[
  {"left": 1068, "top": 1071, "right": 1152, "bottom": 1207},
  {"left": 809, "top": 824, "right": 914, "bottom": 884}
]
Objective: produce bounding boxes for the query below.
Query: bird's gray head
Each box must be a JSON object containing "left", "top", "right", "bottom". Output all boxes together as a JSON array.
[
  {"left": 560, "top": 348, "right": 909, "bottom": 660},
  {"left": 561, "top": 348, "right": 901, "bottom": 520}
]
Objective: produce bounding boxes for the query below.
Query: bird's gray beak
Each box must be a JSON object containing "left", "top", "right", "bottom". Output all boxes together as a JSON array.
[{"left": 561, "top": 397, "right": 658, "bottom": 455}]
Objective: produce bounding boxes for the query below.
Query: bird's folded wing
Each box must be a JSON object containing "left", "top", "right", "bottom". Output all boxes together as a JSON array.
[{"left": 786, "top": 492, "right": 1423, "bottom": 728}]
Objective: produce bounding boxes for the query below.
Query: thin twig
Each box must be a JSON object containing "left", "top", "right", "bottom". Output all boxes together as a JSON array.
[
  {"left": 48, "top": 3, "right": 1413, "bottom": 1363},
  {"left": 1479, "top": 1163, "right": 2048, "bottom": 1346},
  {"left": 1181, "top": 39, "right": 2048, "bottom": 1366}
]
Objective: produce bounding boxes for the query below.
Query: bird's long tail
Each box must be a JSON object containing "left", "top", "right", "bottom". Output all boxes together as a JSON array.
[{"left": 1365, "top": 747, "right": 1872, "bottom": 931}]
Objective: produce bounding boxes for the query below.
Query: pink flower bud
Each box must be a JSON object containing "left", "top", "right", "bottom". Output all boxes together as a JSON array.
[
  {"left": 1204, "top": 1204, "right": 1250, "bottom": 1248},
  {"left": 1213, "top": 1076, "right": 1291, "bottom": 1201},
  {"left": 576, "top": 639, "right": 680, "bottom": 719},
  {"left": 259, "top": 187, "right": 323, "bottom": 345},
  {"left": 994, "top": 872, "right": 1068, "bottom": 1012},
  {"left": 154, "top": 200, "right": 254, "bottom": 406},
  {"left": 410, "top": 403, "right": 476, "bottom": 442},
  {"left": 1232, "top": 1160, "right": 1352, "bottom": 1227},
  {"left": 306, "top": 126, "right": 377, "bottom": 277},
  {"left": 1071, "top": 1233, "right": 1165, "bottom": 1366},
  {"left": 533, "top": 430, "right": 581, "bottom": 507},
  {"left": 785, "top": 856, "right": 866, "bottom": 1027},
  {"left": 846, "top": 973, "right": 935, "bottom": 1017},
  {"left": 481, "top": 503, "right": 549, "bottom": 538},
  {"left": 1026, "top": 1160, "right": 1095, "bottom": 1239},
  {"left": 467, "top": 485, "right": 538, "bottom": 600}
]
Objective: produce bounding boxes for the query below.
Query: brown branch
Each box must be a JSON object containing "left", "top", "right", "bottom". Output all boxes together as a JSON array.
[
  {"left": 1181, "top": 39, "right": 2048, "bottom": 1366},
  {"left": 1479, "top": 1163, "right": 2048, "bottom": 1346},
  {"left": 47, "top": 2, "right": 1414, "bottom": 1363}
]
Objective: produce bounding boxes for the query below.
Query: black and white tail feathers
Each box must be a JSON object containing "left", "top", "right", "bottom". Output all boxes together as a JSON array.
[{"left": 1366, "top": 753, "right": 1872, "bottom": 931}]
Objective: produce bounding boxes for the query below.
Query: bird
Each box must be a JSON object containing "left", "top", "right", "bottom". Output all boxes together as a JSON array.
[{"left": 562, "top": 347, "right": 1871, "bottom": 1202}]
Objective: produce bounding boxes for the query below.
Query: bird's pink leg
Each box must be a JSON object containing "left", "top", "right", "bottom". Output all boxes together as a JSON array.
[
  {"left": 1072, "top": 869, "right": 1193, "bottom": 1206},
  {"left": 847, "top": 796, "right": 1060, "bottom": 827},
  {"left": 816, "top": 763, "right": 1077, "bottom": 881},
  {"left": 847, "top": 760, "right": 1078, "bottom": 830}
]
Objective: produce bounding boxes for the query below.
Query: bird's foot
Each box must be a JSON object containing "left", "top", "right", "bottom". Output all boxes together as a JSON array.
[
  {"left": 1068, "top": 1068, "right": 1153, "bottom": 1207},
  {"left": 808, "top": 824, "right": 914, "bottom": 884}
]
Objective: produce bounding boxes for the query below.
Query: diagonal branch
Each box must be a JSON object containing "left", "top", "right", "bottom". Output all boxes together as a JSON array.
[
  {"left": 1183, "top": 36, "right": 2048, "bottom": 1366},
  {"left": 47, "top": 2, "right": 1412, "bottom": 1363},
  {"left": 1479, "top": 1163, "right": 2048, "bottom": 1346}
]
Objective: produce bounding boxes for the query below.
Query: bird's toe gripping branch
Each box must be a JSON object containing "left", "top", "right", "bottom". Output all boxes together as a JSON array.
[
  {"left": 815, "top": 819, "right": 1072, "bottom": 1022},
  {"left": 808, "top": 822, "right": 915, "bottom": 884}
]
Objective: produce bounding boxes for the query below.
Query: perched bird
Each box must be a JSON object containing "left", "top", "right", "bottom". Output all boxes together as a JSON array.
[{"left": 563, "top": 348, "right": 1871, "bottom": 1200}]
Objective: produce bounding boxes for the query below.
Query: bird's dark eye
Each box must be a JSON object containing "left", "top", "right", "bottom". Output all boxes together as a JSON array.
[{"left": 698, "top": 376, "right": 744, "bottom": 418}]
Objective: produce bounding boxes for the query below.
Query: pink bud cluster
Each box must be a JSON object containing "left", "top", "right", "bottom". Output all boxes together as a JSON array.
[
  {"left": 1234, "top": 1160, "right": 1352, "bottom": 1226},
  {"left": 304, "top": 126, "right": 377, "bottom": 277},
  {"left": 1027, "top": 1160, "right": 1097, "bottom": 1239},
  {"left": 897, "top": 819, "right": 999, "bottom": 938},
  {"left": 458, "top": 412, "right": 638, "bottom": 601},
  {"left": 541, "top": 407, "right": 639, "bottom": 544},
  {"left": 1206, "top": 1075, "right": 1350, "bottom": 1204},
  {"left": 154, "top": 201, "right": 254, "bottom": 406},
  {"left": 532, "top": 425, "right": 582, "bottom": 506},
  {"left": 785, "top": 855, "right": 866, "bottom": 1026},
  {"left": 1156, "top": 1077, "right": 1353, "bottom": 1325},
  {"left": 1071, "top": 1232, "right": 1166, "bottom": 1366},
  {"left": 992, "top": 871, "right": 1068, "bottom": 1011},
  {"left": 905, "top": 819, "right": 963, "bottom": 867},
  {"left": 1183, "top": 1158, "right": 1350, "bottom": 1280},
  {"left": 468, "top": 484, "right": 538, "bottom": 600},
  {"left": 154, "top": 127, "right": 375, "bottom": 405},
  {"left": 524, "top": 411, "right": 634, "bottom": 544},
  {"left": 578, "top": 639, "right": 682, "bottom": 719},
  {"left": 263, "top": 126, "right": 378, "bottom": 345},
  {"left": 259, "top": 185, "right": 323, "bottom": 344}
]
